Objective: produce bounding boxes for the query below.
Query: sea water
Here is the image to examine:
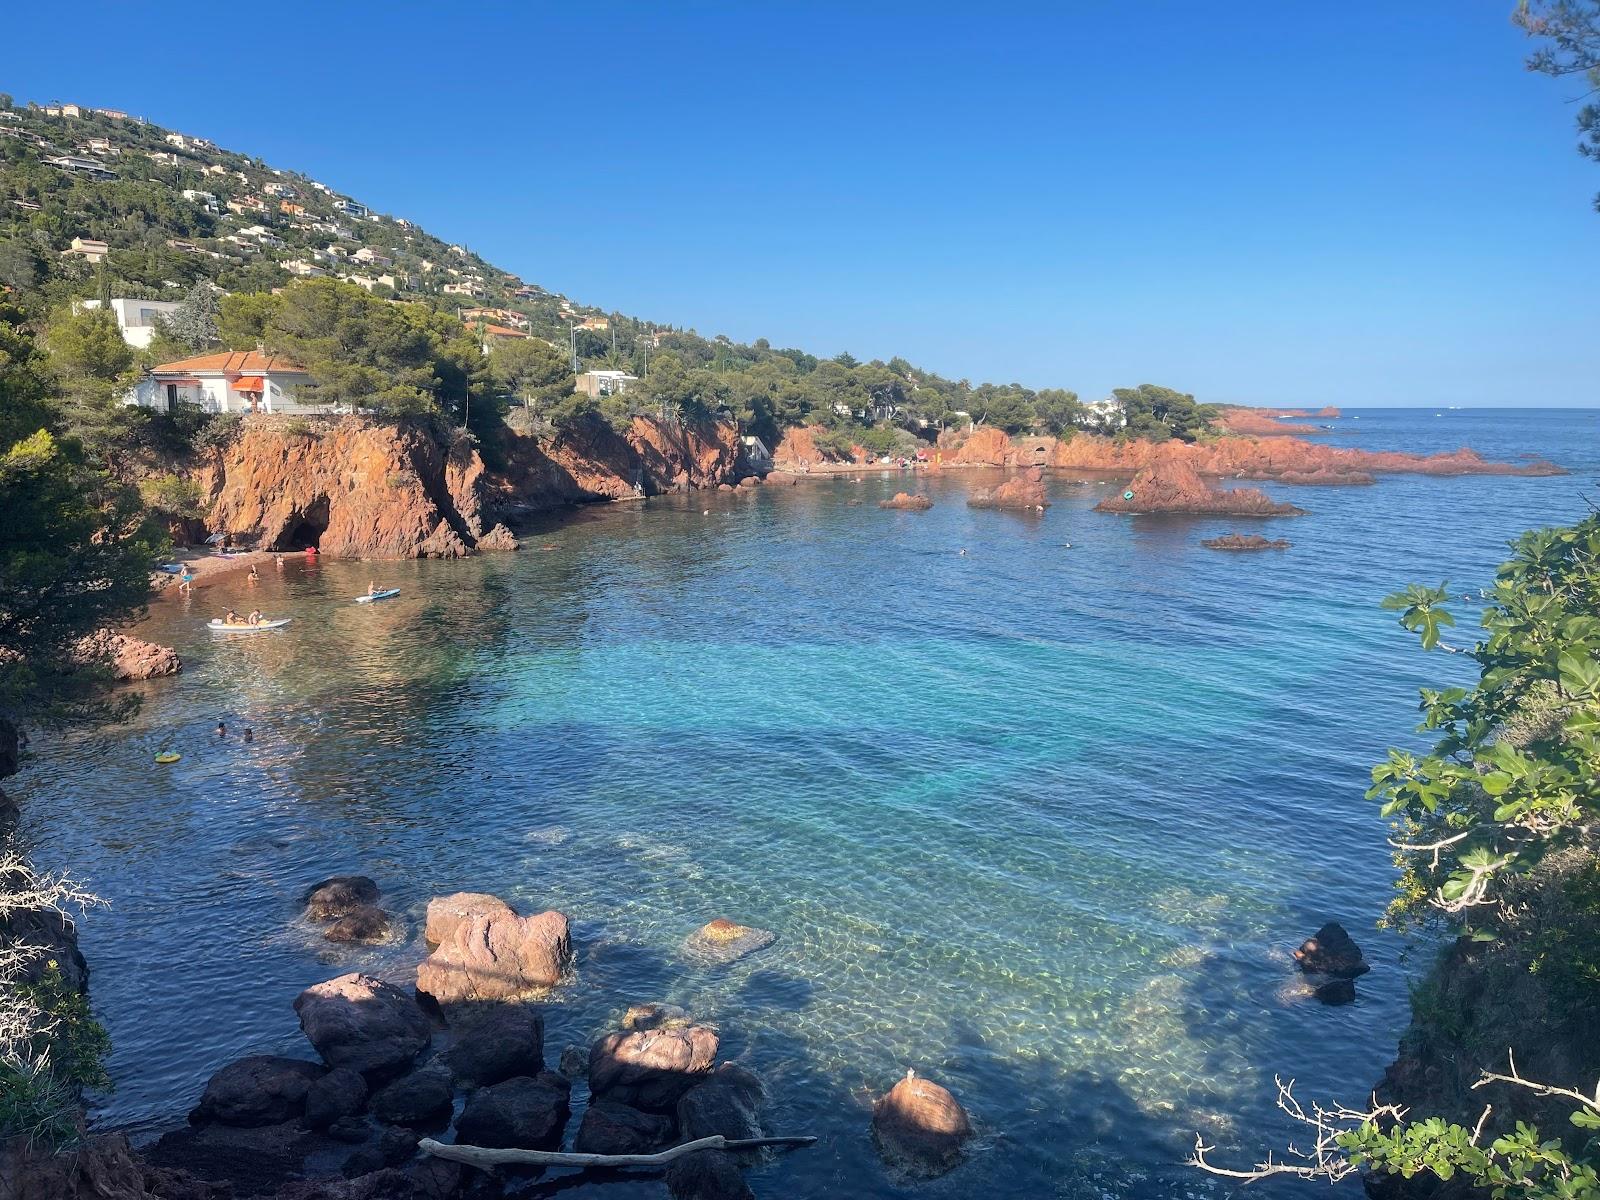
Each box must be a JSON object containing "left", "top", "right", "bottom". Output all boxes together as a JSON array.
[{"left": 14, "top": 408, "right": 1598, "bottom": 1198}]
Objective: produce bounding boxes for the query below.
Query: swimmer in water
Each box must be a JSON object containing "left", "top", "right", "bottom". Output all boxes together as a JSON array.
[
  {"left": 216, "top": 721, "right": 226, "bottom": 737},
  {"left": 243, "top": 729, "right": 253, "bottom": 743}
]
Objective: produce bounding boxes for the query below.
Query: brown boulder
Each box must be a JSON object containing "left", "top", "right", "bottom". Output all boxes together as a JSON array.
[
  {"left": 574, "top": 1099, "right": 675, "bottom": 1155},
  {"left": 416, "top": 909, "right": 572, "bottom": 1007},
  {"left": 305, "top": 877, "right": 380, "bottom": 922},
  {"left": 622, "top": 1002, "right": 691, "bottom": 1031},
  {"left": 1093, "top": 445, "right": 1303, "bottom": 516},
  {"left": 588, "top": 1023, "right": 719, "bottom": 1111},
  {"left": 294, "top": 973, "right": 432, "bottom": 1079},
  {"left": 476, "top": 523, "right": 519, "bottom": 551},
  {"left": 878, "top": 492, "right": 932, "bottom": 511},
  {"left": 189, "top": 1056, "right": 323, "bottom": 1128},
  {"left": 683, "top": 919, "right": 775, "bottom": 965},
  {"left": 453, "top": 1072, "right": 571, "bottom": 1150},
  {"left": 422, "top": 892, "right": 514, "bottom": 948},
  {"left": 73, "top": 629, "right": 182, "bottom": 681},
  {"left": 968, "top": 467, "right": 1049, "bottom": 511},
  {"left": 871, "top": 1069, "right": 973, "bottom": 1178}
]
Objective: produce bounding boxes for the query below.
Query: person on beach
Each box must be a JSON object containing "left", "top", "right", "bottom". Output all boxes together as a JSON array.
[
  {"left": 179, "top": 566, "right": 194, "bottom": 595},
  {"left": 275, "top": 555, "right": 284, "bottom": 569}
]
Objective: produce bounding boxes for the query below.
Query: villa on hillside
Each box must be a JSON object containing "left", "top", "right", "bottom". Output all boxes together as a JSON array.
[
  {"left": 575, "top": 369, "right": 637, "bottom": 399},
  {"left": 76, "top": 297, "right": 183, "bottom": 348},
  {"left": 128, "top": 351, "right": 324, "bottom": 415}
]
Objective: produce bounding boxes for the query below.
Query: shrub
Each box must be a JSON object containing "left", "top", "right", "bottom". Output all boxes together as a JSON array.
[{"left": 138, "top": 472, "right": 205, "bottom": 518}]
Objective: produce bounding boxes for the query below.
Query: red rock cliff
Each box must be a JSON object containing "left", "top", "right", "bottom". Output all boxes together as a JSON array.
[
  {"left": 199, "top": 414, "right": 741, "bottom": 559},
  {"left": 1093, "top": 443, "right": 1305, "bottom": 516}
]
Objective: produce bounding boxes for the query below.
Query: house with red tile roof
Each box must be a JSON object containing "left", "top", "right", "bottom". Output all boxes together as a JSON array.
[{"left": 129, "top": 350, "right": 324, "bottom": 415}]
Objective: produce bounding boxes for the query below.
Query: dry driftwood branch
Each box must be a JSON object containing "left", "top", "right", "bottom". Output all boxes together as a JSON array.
[
  {"left": 417, "top": 1133, "right": 817, "bottom": 1170},
  {"left": 1188, "top": 1076, "right": 1406, "bottom": 1183}
]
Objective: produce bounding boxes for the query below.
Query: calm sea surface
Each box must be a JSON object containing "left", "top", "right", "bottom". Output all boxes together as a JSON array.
[{"left": 14, "top": 408, "right": 1600, "bottom": 1198}]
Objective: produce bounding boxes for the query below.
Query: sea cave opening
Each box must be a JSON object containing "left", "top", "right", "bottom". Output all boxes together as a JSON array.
[{"left": 282, "top": 498, "right": 330, "bottom": 550}]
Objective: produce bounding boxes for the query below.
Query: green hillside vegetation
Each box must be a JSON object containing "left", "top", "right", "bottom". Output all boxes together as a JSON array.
[{"left": 0, "top": 94, "right": 1214, "bottom": 452}]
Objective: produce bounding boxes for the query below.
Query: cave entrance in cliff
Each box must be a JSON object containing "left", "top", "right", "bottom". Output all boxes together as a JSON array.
[{"left": 282, "top": 498, "right": 329, "bottom": 550}]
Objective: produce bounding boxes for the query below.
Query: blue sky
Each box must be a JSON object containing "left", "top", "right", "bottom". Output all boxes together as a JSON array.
[{"left": 4, "top": 2, "right": 1596, "bottom": 406}]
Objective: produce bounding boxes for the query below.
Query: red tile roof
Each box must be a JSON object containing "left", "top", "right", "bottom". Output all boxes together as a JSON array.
[{"left": 149, "top": 350, "right": 308, "bottom": 375}]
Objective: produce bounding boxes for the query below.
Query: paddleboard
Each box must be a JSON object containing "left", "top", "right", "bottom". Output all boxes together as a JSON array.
[{"left": 354, "top": 589, "right": 400, "bottom": 604}]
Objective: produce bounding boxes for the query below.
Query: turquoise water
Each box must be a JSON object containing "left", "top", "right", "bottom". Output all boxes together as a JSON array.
[{"left": 13, "top": 408, "right": 1599, "bottom": 1197}]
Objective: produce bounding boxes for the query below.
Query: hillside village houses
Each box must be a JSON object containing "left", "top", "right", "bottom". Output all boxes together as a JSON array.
[
  {"left": 75, "top": 298, "right": 184, "bottom": 349},
  {"left": 575, "top": 369, "right": 638, "bottom": 399},
  {"left": 43, "top": 103, "right": 83, "bottom": 117},
  {"left": 352, "top": 246, "right": 391, "bottom": 266},
  {"left": 442, "top": 281, "right": 478, "bottom": 296},
  {"left": 461, "top": 307, "right": 529, "bottom": 330},
  {"left": 129, "top": 351, "right": 322, "bottom": 415},
  {"left": 163, "top": 132, "right": 211, "bottom": 151},
  {"left": 65, "top": 237, "right": 109, "bottom": 263},
  {"left": 45, "top": 154, "right": 116, "bottom": 180},
  {"left": 181, "top": 188, "right": 218, "bottom": 209}
]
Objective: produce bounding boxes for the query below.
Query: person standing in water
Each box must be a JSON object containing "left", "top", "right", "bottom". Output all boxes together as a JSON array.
[{"left": 216, "top": 721, "right": 226, "bottom": 737}]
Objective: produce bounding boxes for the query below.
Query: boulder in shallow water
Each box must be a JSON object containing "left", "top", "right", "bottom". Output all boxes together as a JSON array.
[
  {"left": 324, "top": 905, "right": 396, "bottom": 945},
  {"left": 683, "top": 919, "right": 775, "bottom": 965},
  {"left": 878, "top": 492, "right": 932, "bottom": 511},
  {"left": 304, "top": 1066, "right": 368, "bottom": 1130},
  {"left": 622, "top": 1002, "right": 691, "bottom": 1032},
  {"left": 453, "top": 1072, "right": 571, "bottom": 1150},
  {"left": 1294, "top": 922, "right": 1370, "bottom": 979},
  {"left": 189, "top": 1056, "right": 324, "bottom": 1128},
  {"left": 295, "top": 973, "right": 431, "bottom": 1079},
  {"left": 664, "top": 1148, "right": 754, "bottom": 1200},
  {"left": 574, "top": 1099, "right": 675, "bottom": 1155},
  {"left": 305, "top": 877, "right": 380, "bottom": 922},
  {"left": 446, "top": 1003, "right": 545, "bottom": 1086},
  {"left": 1313, "top": 977, "right": 1357, "bottom": 1006},
  {"left": 422, "top": 892, "right": 514, "bottom": 948},
  {"left": 677, "top": 1063, "right": 765, "bottom": 1149},
  {"left": 74, "top": 629, "right": 183, "bottom": 681},
  {"left": 416, "top": 908, "right": 572, "bottom": 1006},
  {"left": 588, "top": 1022, "right": 719, "bottom": 1111},
  {"left": 370, "top": 1061, "right": 453, "bottom": 1129},
  {"left": 871, "top": 1069, "right": 973, "bottom": 1178},
  {"left": 476, "top": 523, "right": 519, "bottom": 552}
]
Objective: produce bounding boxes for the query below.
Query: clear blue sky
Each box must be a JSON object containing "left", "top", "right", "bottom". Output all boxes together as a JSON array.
[{"left": 4, "top": 2, "right": 1596, "bottom": 406}]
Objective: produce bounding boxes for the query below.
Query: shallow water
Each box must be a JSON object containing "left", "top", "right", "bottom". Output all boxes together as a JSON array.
[{"left": 14, "top": 408, "right": 1599, "bottom": 1198}]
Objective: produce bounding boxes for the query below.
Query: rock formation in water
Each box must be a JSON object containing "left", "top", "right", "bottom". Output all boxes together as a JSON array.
[
  {"left": 1202, "top": 533, "right": 1292, "bottom": 551},
  {"left": 968, "top": 466, "right": 1050, "bottom": 510},
  {"left": 1215, "top": 407, "right": 1326, "bottom": 436},
  {"left": 71, "top": 630, "right": 183, "bottom": 681},
  {"left": 1094, "top": 447, "right": 1304, "bottom": 516},
  {"left": 683, "top": 918, "right": 776, "bottom": 965},
  {"left": 195, "top": 412, "right": 741, "bottom": 560},
  {"left": 1294, "top": 922, "right": 1370, "bottom": 979},
  {"left": 871, "top": 1069, "right": 974, "bottom": 1178},
  {"left": 414, "top": 894, "right": 572, "bottom": 1006},
  {"left": 879, "top": 492, "right": 933, "bottom": 511}
]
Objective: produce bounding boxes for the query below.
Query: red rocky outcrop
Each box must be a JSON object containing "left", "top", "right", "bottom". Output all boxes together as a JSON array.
[
  {"left": 1095, "top": 446, "right": 1303, "bottom": 516},
  {"left": 871, "top": 1070, "right": 974, "bottom": 1178},
  {"left": 73, "top": 630, "right": 181, "bottom": 681},
  {"left": 415, "top": 902, "right": 572, "bottom": 1006},
  {"left": 879, "top": 492, "right": 933, "bottom": 511},
  {"left": 968, "top": 466, "right": 1049, "bottom": 510}
]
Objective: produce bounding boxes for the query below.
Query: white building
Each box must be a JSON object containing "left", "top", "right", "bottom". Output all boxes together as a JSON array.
[
  {"left": 180, "top": 188, "right": 218, "bottom": 208},
  {"left": 45, "top": 154, "right": 116, "bottom": 179},
  {"left": 574, "top": 370, "right": 638, "bottom": 399},
  {"left": 76, "top": 297, "right": 183, "bottom": 349},
  {"left": 352, "top": 246, "right": 391, "bottom": 266},
  {"left": 129, "top": 350, "right": 323, "bottom": 414},
  {"left": 282, "top": 259, "right": 327, "bottom": 277}
]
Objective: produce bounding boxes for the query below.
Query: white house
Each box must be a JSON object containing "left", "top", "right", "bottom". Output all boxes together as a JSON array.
[
  {"left": 45, "top": 155, "right": 115, "bottom": 179},
  {"left": 574, "top": 370, "right": 637, "bottom": 399},
  {"left": 76, "top": 297, "right": 184, "bottom": 349},
  {"left": 130, "top": 350, "right": 324, "bottom": 414},
  {"left": 239, "top": 224, "right": 284, "bottom": 248},
  {"left": 263, "top": 181, "right": 296, "bottom": 198},
  {"left": 352, "top": 246, "right": 391, "bottom": 266},
  {"left": 282, "top": 259, "right": 327, "bottom": 277},
  {"left": 180, "top": 188, "right": 218, "bottom": 208},
  {"left": 335, "top": 199, "right": 368, "bottom": 217}
]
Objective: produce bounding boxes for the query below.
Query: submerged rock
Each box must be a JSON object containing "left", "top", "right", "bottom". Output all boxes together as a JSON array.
[
  {"left": 622, "top": 1002, "right": 691, "bottom": 1031},
  {"left": 1295, "top": 922, "right": 1370, "bottom": 979},
  {"left": 574, "top": 1099, "right": 675, "bottom": 1155},
  {"left": 304, "top": 877, "right": 381, "bottom": 922},
  {"left": 664, "top": 1148, "right": 754, "bottom": 1200},
  {"left": 683, "top": 919, "right": 776, "bottom": 966},
  {"left": 589, "top": 1022, "right": 720, "bottom": 1111},
  {"left": 878, "top": 492, "right": 932, "bottom": 511},
  {"left": 453, "top": 1072, "right": 571, "bottom": 1150},
  {"left": 416, "top": 907, "right": 572, "bottom": 1006},
  {"left": 324, "top": 905, "right": 397, "bottom": 945},
  {"left": 1201, "top": 533, "right": 1292, "bottom": 551},
  {"left": 871, "top": 1069, "right": 973, "bottom": 1178},
  {"left": 189, "top": 1056, "right": 323, "bottom": 1128},
  {"left": 294, "top": 973, "right": 432, "bottom": 1079}
]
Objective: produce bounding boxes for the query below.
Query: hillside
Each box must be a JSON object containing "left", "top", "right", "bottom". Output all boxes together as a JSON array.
[{"left": 0, "top": 93, "right": 1230, "bottom": 450}]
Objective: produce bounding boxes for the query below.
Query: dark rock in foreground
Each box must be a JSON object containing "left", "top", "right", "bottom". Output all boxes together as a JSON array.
[
  {"left": 677, "top": 1063, "right": 765, "bottom": 1150},
  {"left": 294, "top": 973, "right": 432, "bottom": 1079},
  {"left": 189, "top": 1056, "right": 323, "bottom": 1128},
  {"left": 665, "top": 1148, "right": 755, "bottom": 1200},
  {"left": 454, "top": 1072, "right": 571, "bottom": 1150},
  {"left": 574, "top": 1099, "right": 675, "bottom": 1155},
  {"left": 589, "top": 1022, "right": 719, "bottom": 1112},
  {"left": 1295, "top": 922, "right": 1371, "bottom": 979},
  {"left": 325, "top": 905, "right": 397, "bottom": 945},
  {"left": 305, "top": 877, "right": 380, "bottom": 922},
  {"left": 871, "top": 1069, "right": 973, "bottom": 1178},
  {"left": 446, "top": 1003, "right": 545, "bottom": 1086},
  {"left": 304, "top": 1067, "right": 368, "bottom": 1130},
  {"left": 371, "top": 1062, "right": 453, "bottom": 1129}
]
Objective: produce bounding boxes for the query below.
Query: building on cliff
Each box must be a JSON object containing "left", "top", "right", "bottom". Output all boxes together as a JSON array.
[
  {"left": 575, "top": 369, "right": 638, "bottom": 399},
  {"left": 128, "top": 350, "right": 322, "bottom": 415}
]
